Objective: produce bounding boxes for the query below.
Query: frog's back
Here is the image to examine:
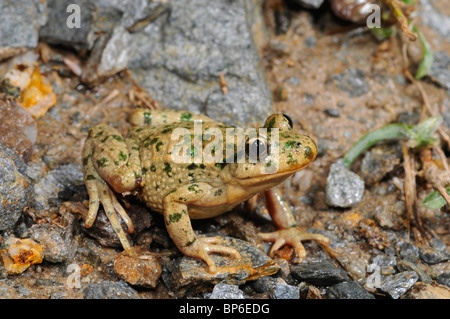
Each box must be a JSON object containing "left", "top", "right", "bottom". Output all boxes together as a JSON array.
[{"left": 131, "top": 121, "right": 229, "bottom": 212}]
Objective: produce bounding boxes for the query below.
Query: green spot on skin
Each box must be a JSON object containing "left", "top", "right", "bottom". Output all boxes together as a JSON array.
[
  {"left": 86, "top": 174, "right": 96, "bottom": 181},
  {"left": 187, "top": 163, "right": 198, "bottom": 170},
  {"left": 150, "top": 137, "right": 159, "bottom": 145},
  {"left": 161, "top": 127, "right": 172, "bottom": 134},
  {"left": 142, "top": 167, "right": 148, "bottom": 174},
  {"left": 95, "top": 130, "right": 104, "bottom": 138},
  {"left": 188, "top": 184, "right": 202, "bottom": 194},
  {"left": 101, "top": 136, "right": 109, "bottom": 143},
  {"left": 156, "top": 141, "right": 164, "bottom": 151},
  {"left": 150, "top": 165, "right": 156, "bottom": 172},
  {"left": 185, "top": 238, "right": 196, "bottom": 247},
  {"left": 144, "top": 112, "right": 152, "bottom": 125},
  {"left": 304, "top": 146, "right": 313, "bottom": 159},
  {"left": 168, "top": 210, "right": 186, "bottom": 224},
  {"left": 163, "top": 162, "right": 172, "bottom": 177},
  {"left": 83, "top": 154, "right": 91, "bottom": 166},
  {"left": 180, "top": 112, "right": 193, "bottom": 121},
  {"left": 214, "top": 163, "right": 227, "bottom": 169},
  {"left": 111, "top": 135, "right": 124, "bottom": 142},
  {"left": 287, "top": 153, "right": 298, "bottom": 166},
  {"left": 132, "top": 146, "right": 139, "bottom": 151},
  {"left": 97, "top": 158, "right": 109, "bottom": 167},
  {"left": 283, "top": 140, "right": 300, "bottom": 151},
  {"left": 118, "top": 151, "right": 127, "bottom": 161},
  {"left": 214, "top": 189, "right": 223, "bottom": 196}
]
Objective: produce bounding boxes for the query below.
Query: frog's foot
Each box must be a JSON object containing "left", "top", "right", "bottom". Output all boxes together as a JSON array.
[
  {"left": 85, "top": 177, "right": 136, "bottom": 257},
  {"left": 259, "top": 227, "right": 330, "bottom": 261},
  {"left": 182, "top": 236, "right": 241, "bottom": 273}
]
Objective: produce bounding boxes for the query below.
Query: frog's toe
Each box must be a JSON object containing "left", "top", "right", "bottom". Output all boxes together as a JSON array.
[{"left": 259, "top": 227, "right": 330, "bottom": 259}]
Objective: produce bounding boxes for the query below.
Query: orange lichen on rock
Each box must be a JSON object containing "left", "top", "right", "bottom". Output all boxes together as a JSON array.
[
  {"left": 20, "top": 67, "right": 56, "bottom": 118},
  {"left": 0, "top": 237, "right": 43, "bottom": 274}
]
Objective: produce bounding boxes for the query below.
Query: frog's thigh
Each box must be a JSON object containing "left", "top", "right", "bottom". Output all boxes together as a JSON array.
[{"left": 84, "top": 124, "right": 142, "bottom": 193}]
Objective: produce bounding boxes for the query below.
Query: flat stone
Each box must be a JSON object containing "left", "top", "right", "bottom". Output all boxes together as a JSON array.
[
  {"left": 379, "top": 271, "right": 419, "bottom": 299},
  {"left": 429, "top": 51, "right": 450, "bottom": 90},
  {"left": 164, "top": 236, "right": 279, "bottom": 296},
  {"left": 325, "top": 159, "right": 365, "bottom": 208},
  {"left": 291, "top": 260, "right": 350, "bottom": 286},
  {"left": 127, "top": 0, "right": 273, "bottom": 126},
  {"left": 28, "top": 224, "right": 75, "bottom": 263},
  {"left": 327, "top": 281, "right": 375, "bottom": 299}
]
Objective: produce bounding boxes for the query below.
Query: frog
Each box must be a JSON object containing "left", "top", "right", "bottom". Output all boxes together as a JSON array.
[{"left": 82, "top": 108, "right": 330, "bottom": 273}]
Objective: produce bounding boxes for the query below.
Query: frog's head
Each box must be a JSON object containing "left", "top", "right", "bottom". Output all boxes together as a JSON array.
[{"left": 224, "top": 114, "right": 317, "bottom": 191}]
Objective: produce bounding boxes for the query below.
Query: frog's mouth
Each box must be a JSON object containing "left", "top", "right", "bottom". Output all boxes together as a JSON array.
[{"left": 234, "top": 162, "right": 310, "bottom": 188}]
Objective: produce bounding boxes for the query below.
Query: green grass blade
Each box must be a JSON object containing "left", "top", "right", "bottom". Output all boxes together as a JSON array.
[
  {"left": 422, "top": 187, "right": 450, "bottom": 210},
  {"left": 414, "top": 26, "right": 434, "bottom": 80},
  {"left": 343, "top": 123, "right": 411, "bottom": 168}
]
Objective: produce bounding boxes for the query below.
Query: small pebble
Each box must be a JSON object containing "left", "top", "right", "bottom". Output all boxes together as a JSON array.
[
  {"left": 325, "top": 108, "right": 340, "bottom": 117},
  {"left": 325, "top": 159, "right": 365, "bottom": 208},
  {"left": 210, "top": 283, "right": 245, "bottom": 299},
  {"left": 270, "top": 283, "right": 299, "bottom": 299}
]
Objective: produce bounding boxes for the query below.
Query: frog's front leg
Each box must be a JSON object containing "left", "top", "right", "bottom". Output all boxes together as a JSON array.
[
  {"left": 163, "top": 183, "right": 240, "bottom": 273},
  {"left": 82, "top": 124, "right": 143, "bottom": 256},
  {"left": 259, "top": 186, "right": 330, "bottom": 261}
]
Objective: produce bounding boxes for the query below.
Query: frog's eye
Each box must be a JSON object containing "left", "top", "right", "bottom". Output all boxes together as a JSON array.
[
  {"left": 282, "top": 114, "right": 294, "bottom": 129},
  {"left": 245, "top": 137, "right": 269, "bottom": 162}
]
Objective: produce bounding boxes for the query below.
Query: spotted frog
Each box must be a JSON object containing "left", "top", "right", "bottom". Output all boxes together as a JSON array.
[{"left": 82, "top": 109, "right": 330, "bottom": 272}]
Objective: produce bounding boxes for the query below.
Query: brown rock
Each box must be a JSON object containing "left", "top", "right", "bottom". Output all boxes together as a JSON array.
[
  {"left": 401, "top": 282, "right": 450, "bottom": 299},
  {"left": 114, "top": 249, "right": 162, "bottom": 289}
]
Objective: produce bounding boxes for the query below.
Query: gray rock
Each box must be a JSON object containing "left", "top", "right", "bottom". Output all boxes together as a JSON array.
[
  {"left": 398, "top": 242, "right": 420, "bottom": 263},
  {"left": 328, "top": 68, "right": 370, "bottom": 97},
  {"left": 39, "top": 0, "right": 96, "bottom": 50},
  {"left": 419, "top": 248, "right": 450, "bottom": 265},
  {"left": 81, "top": 25, "right": 131, "bottom": 86},
  {"left": 128, "top": 0, "right": 273, "bottom": 126},
  {"left": 327, "top": 281, "right": 375, "bottom": 299},
  {"left": 30, "top": 164, "right": 84, "bottom": 211},
  {"left": 379, "top": 271, "right": 419, "bottom": 299},
  {"left": 0, "top": 143, "right": 31, "bottom": 231},
  {"left": 325, "top": 159, "right": 365, "bottom": 208},
  {"left": 28, "top": 224, "right": 74, "bottom": 263},
  {"left": 292, "top": 0, "right": 325, "bottom": 9},
  {"left": 429, "top": 51, "right": 450, "bottom": 90},
  {"left": 436, "top": 273, "right": 450, "bottom": 287},
  {"left": 251, "top": 275, "right": 277, "bottom": 293},
  {"left": 83, "top": 280, "right": 139, "bottom": 299},
  {"left": 419, "top": 0, "right": 450, "bottom": 40},
  {"left": 270, "top": 283, "right": 299, "bottom": 299},
  {"left": 0, "top": 0, "right": 47, "bottom": 60},
  {"left": 209, "top": 283, "right": 245, "bottom": 299},
  {"left": 291, "top": 260, "right": 350, "bottom": 286}
]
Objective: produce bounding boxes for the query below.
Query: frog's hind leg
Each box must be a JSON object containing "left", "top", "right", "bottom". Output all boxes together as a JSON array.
[{"left": 82, "top": 124, "right": 142, "bottom": 256}]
